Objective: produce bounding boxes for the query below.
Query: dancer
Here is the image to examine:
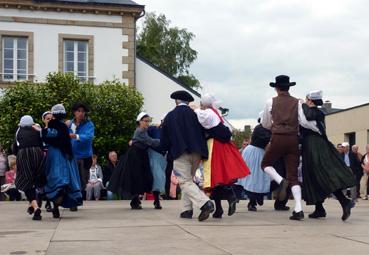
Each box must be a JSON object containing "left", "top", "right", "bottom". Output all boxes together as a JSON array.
[
  {"left": 195, "top": 94, "right": 250, "bottom": 218},
  {"left": 301, "top": 90, "right": 356, "bottom": 221},
  {"left": 108, "top": 112, "right": 159, "bottom": 209},
  {"left": 238, "top": 113, "right": 271, "bottom": 211},
  {"left": 148, "top": 124, "right": 167, "bottom": 209},
  {"left": 261, "top": 75, "right": 319, "bottom": 220},
  {"left": 40, "top": 104, "right": 83, "bottom": 218},
  {"left": 13, "top": 115, "right": 45, "bottom": 220},
  {"left": 160, "top": 90, "right": 214, "bottom": 221}
]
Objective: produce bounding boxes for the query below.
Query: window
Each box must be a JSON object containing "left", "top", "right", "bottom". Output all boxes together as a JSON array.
[
  {"left": 344, "top": 132, "right": 356, "bottom": 147},
  {"left": 2, "top": 37, "right": 28, "bottom": 81},
  {"left": 64, "top": 40, "right": 88, "bottom": 81},
  {"left": 59, "top": 34, "right": 94, "bottom": 83}
]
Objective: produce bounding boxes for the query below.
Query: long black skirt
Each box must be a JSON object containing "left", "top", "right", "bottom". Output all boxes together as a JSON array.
[
  {"left": 108, "top": 145, "right": 153, "bottom": 195},
  {"left": 15, "top": 147, "right": 45, "bottom": 191},
  {"left": 302, "top": 134, "right": 356, "bottom": 205}
]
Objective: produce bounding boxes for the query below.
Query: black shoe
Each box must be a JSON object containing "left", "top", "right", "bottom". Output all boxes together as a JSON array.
[
  {"left": 52, "top": 207, "right": 60, "bottom": 219},
  {"left": 247, "top": 203, "right": 257, "bottom": 212},
  {"left": 341, "top": 200, "right": 355, "bottom": 221},
  {"left": 275, "top": 205, "right": 290, "bottom": 211},
  {"left": 198, "top": 201, "right": 215, "bottom": 221},
  {"left": 180, "top": 210, "right": 193, "bottom": 219},
  {"left": 256, "top": 197, "right": 264, "bottom": 206},
  {"left": 45, "top": 201, "right": 53, "bottom": 212},
  {"left": 154, "top": 200, "right": 162, "bottom": 210},
  {"left": 308, "top": 210, "right": 326, "bottom": 219},
  {"left": 228, "top": 197, "right": 238, "bottom": 216},
  {"left": 212, "top": 208, "right": 224, "bottom": 218},
  {"left": 130, "top": 200, "right": 142, "bottom": 210},
  {"left": 32, "top": 208, "right": 42, "bottom": 221},
  {"left": 27, "top": 206, "right": 34, "bottom": 215},
  {"left": 289, "top": 210, "right": 304, "bottom": 221},
  {"left": 277, "top": 179, "right": 289, "bottom": 201},
  {"left": 69, "top": 207, "right": 78, "bottom": 212}
]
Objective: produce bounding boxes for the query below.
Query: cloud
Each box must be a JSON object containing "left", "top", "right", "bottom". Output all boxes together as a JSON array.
[{"left": 137, "top": 0, "right": 369, "bottom": 119}]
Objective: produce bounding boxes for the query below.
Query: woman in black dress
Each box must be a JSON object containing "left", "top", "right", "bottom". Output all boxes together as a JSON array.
[
  {"left": 301, "top": 90, "right": 356, "bottom": 221},
  {"left": 108, "top": 112, "right": 160, "bottom": 209},
  {"left": 13, "top": 115, "right": 45, "bottom": 220}
]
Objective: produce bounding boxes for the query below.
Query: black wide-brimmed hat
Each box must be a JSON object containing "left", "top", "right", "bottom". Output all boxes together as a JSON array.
[
  {"left": 170, "top": 90, "right": 194, "bottom": 102},
  {"left": 72, "top": 102, "right": 90, "bottom": 112},
  {"left": 270, "top": 75, "right": 296, "bottom": 88}
]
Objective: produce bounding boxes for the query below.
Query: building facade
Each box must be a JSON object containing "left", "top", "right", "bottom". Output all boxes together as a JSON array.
[
  {"left": 326, "top": 103, "right": 369, "bottom": 154},
  {"left": 0, "top": 0, "right": 200, "bottom": 122}
]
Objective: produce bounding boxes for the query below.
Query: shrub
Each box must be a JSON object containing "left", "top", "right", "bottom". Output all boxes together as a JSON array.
[{"left": 0, "top": 72, "right": 143, "bottom": 161}]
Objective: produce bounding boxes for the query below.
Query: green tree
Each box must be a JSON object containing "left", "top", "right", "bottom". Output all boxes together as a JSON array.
[
  {"left": 232, "top": 125, "right": 252, "bottom": 148},
  {"left": 0, "top": 73, "right": 143, "bottom": 161},
  {"left": 137, "top": 12, "right": 200, "bottom": 89}
]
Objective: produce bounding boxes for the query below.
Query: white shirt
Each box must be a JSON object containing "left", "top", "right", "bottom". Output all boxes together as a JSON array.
[{"left": 261, "top": 99, "right": 320, "bottom": 134}]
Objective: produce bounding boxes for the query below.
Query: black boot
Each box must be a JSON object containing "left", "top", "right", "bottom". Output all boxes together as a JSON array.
[
  {"left": 45, "top": 200, "right": 53, "bottom": 212},
  {"left": 289, "top": 210, "right": 304, "bottom": 221},
  {"left": 211, "top": 187, "right": 224, "bottom": 218},
  {"left": 224, "top": 186, "right": 238, "bottom": 216},
  {"left": 153, "top": 191, "right": 162, "bottom": 209},
  {"left": 334, "top": 190, "right": 354, "bottom": 221},
  {"left": 130, "top": 195, "right": 142, "bottom": 210},
  {"left": 32, "top": 208, "right": 42, "bottom": 221},
  {"left": 247, "top": 199, "right": 257, "bottom": 212},
  {"left": 198, "top": 201, "right": 215, "bottom": 221},
  {"left": 309, "top": 202, "right": 326, "bottom": 219},
  {"left": 52, "top": 206, "right": 60, "bottom": 219}
]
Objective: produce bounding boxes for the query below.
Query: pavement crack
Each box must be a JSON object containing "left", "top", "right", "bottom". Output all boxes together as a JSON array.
[
  {"left": 171, "top": 221, "right": 233, "bottom": 255},
  {"left": 332, "top": 234, "right": 369, "bottom": 245}
]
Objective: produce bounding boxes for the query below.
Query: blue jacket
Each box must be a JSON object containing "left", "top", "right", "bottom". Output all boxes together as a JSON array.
[
  {"left": 69, "top": 118, "right": 94, "bottom": 160},
  {"left": 160, "top": 105, "right": 208, "bottom": 160}
]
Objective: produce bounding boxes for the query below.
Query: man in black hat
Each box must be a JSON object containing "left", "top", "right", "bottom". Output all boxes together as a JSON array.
[
  {"left": 160, "top": 90, "right": 215, "bottom": 221},
  {"left": 68, "top": 102, "right": 95, "bottom": 208},
  {"left": 260, "top": 75, "right": 319, "bottom": 220}
]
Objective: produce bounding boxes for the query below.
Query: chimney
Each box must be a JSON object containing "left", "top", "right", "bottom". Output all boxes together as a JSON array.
[{"left": 323, "top": 100, "right": 332, "bottom": 112}]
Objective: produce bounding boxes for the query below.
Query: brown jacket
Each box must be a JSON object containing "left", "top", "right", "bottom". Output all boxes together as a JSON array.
[{"left": 271, "top": 91, "right": 299, "bottom": 135}]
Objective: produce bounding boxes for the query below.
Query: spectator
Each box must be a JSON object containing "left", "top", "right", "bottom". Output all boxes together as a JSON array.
[
  {"left": 351, "top": 145, "right": 363, "bottom": 198},
  {"left": 336, "top": 143, "right": 344, "bottom": 154},
  {"left": 361, "top": 144, "right": 369, "bottom": 200},
  {"left": 239, "top": 139, "right": 249, "bottom": 154},
  {"left": 68, "top": 102, "right": 94, "bottom": 208},
  {"left": 86, "top": 155, "right": 104, "bottom": 201},
  {"left": 4, "top": 155, "right": 21, "bottom": 201},
  {"left": 169, "top": 171, "right": 179, "bottom": 199},
  {"left": 341, "top": 142, "right": 357, "bottom": 200},
  {"left": 103, "top": 151, "right": 118, "bottom": 187},
  {"left": 0, "top": 145, "right": 8, "bottom": 201}
]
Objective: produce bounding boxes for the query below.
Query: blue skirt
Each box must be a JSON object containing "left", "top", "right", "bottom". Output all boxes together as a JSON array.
[
  {"left": 237, "top": 145, "right": 270, "bottom": 194},
  {"left": 44, "top": 146, "right": 83, "bottom": 208},
  {"left": 148, "top": 148, "right": 167, "bottom": 193}
]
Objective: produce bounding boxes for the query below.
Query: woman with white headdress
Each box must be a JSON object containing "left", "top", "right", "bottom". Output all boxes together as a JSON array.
[
  {"left": 301, "top": 90, "right": 356, "bottom": 221},
  {"left": 13, "top": 115, "right": 45, "bottom": 220},
  {"left": 39, "top": 104, "right": 83, "bottom": 218},
  {"left": 108, "top": 112, "right": 160, "bottom": 210},
  {"left": 237, "top": 112, "right": 272, "bottom": 211},
  {"left": 194, "top": 93, "right": 250, "bottom": 218}
]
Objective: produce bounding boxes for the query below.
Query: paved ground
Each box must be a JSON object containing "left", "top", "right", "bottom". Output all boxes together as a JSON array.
[{"left": 0, "top": 199, "right": 369, "bottom": 255}]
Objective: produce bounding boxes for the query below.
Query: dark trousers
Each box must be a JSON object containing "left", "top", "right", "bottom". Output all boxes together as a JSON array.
[
  {"left": 262, "top": 134, "right": 300, "bottom": 186},
  {"left": 77, "top": 157, "right": 93, "bottom": 200},
  {"left": 24, "top": 188, "right": 36, "bottom": 202},
  {"left": 0, "top": 176, "right": 5, "bottom": 201},
  {"left": 165, "top": 158, "right": 173, "bottom": 198}
]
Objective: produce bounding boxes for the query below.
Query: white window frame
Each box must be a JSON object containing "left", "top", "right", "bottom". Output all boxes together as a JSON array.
[
  {"left": 2, "top": 36, "right": 28, "bottom": 81},
  {"left": 63, "top": 40, "right": 88, "bottom": 81}
]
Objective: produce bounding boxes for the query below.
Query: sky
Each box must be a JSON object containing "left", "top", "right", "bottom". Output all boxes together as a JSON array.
[{"left": 136, "top": 0, "right": 369, "bottom": 129}]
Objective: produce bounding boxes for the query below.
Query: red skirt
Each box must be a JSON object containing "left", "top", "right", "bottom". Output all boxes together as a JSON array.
[{"left": 203, "top": 139, "right": 250, "bottom": 190}]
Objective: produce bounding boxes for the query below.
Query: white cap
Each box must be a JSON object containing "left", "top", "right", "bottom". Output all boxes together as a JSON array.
[
  {"left": 19, "top": 115, "right": 34, "bottom": 127},
  {"left": 306, "top": 90, "right": 323, "bottom": 100},
  {"left": 51, "top": 104, "right": 66, "bottom": 114},
  {"left": 342, "top": 142, "right": 349, "bottom": 147},
  {"left": 136, "top": 112, "right": 149, "bottom": 121},
  {"left": 201, "top": 93, "right": 219, "bottom": 107}
]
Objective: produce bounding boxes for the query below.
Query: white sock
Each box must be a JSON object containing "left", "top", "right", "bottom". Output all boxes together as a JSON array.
[
  {"left": 291, "top": 185, "right": 302, "bottom": 212},
  {"left": 264, "top": 166, "right": 283, "bottom": 184}
]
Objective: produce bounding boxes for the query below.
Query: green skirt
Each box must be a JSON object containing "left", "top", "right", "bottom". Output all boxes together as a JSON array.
[{"left": 302, "top": 134, "right": 355, "bottom": 205}]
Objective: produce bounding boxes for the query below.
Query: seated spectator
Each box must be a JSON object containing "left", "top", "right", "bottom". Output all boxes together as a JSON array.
[
  {"left": 103, "top": 151, "right": 118, "bottom": 200},
  {"left": 86, "top": 155, "right": 104, "bottom": 201},
  {"left": 5, "top": 155, "right": 21, "bottom": 201}
]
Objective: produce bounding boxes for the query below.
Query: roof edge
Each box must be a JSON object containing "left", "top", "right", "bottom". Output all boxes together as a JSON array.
[
  {"left": 137, "top": 55, "right": 201, "bottom": 98},
  {"left": 325, "top": 102, "right": 369, "bottom": 115}
]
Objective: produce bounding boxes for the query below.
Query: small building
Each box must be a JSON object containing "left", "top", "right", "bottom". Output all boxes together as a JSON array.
[
  {"left": 325, "top": 102, "right": 369, "bottom": 153},
  {"left": 0, "top": 0, "right": 200, "bottom": 122}
]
